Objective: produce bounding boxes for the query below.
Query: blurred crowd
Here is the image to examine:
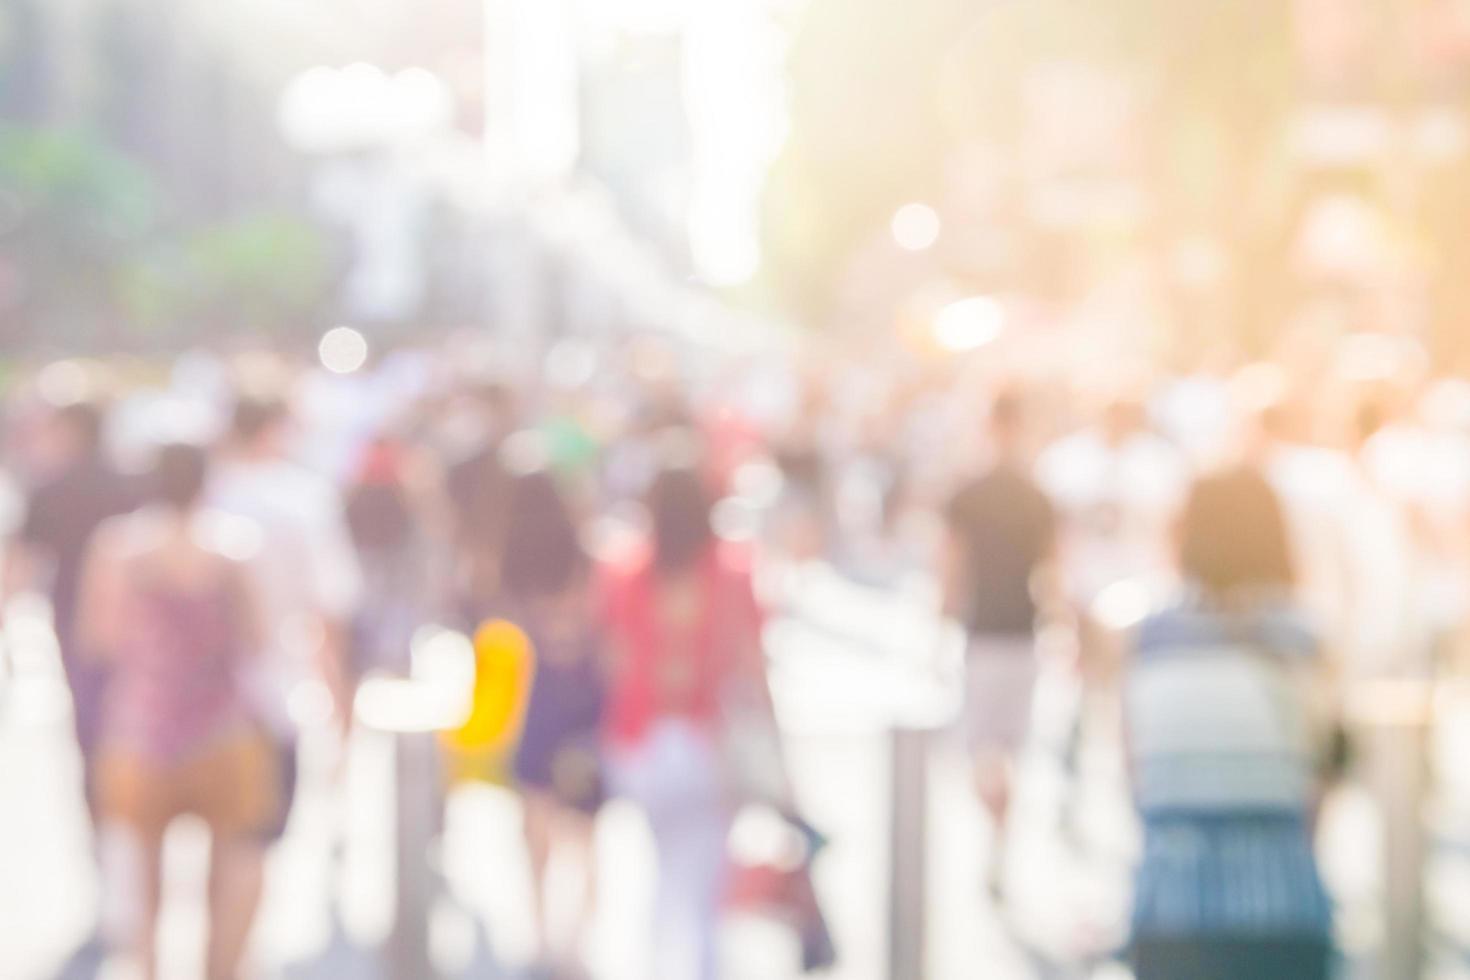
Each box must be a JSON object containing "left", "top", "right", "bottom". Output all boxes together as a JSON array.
[{"left": 2, "top": 321, "right": 1468, "bottom": 979}]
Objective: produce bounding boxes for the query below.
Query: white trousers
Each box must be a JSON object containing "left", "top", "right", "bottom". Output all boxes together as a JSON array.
[{"left": 611, "top": 720, "right": 730, "bottom": 980}]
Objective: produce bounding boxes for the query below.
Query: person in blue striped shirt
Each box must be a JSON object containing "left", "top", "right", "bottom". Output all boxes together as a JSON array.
[{"left": 1125, "top": 467, "right": 1333, "bottom": 979}]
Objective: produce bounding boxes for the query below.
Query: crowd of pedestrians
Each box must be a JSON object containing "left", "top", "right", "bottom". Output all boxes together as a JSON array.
[{"left": 2, "top": 324, "right": 1467, "bottom": 978}]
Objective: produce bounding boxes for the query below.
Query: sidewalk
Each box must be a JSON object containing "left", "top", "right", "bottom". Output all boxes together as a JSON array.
[
  {"left": 13, "top": 577, "right": 1444, "bottom": 979},
  {"left": 0, "top": 578, "right": 1109, "bottom": 980}
]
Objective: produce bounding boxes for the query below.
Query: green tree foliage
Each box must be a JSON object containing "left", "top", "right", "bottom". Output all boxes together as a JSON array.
[
  {"left": 0, "top": 125, "right": 331, "bottom": 350},
  {"left": 129, "top": 213, "right": 330, "bottom": 339},
  {"left": 0, "top": 125, "right": 159, "bottom": 345}
]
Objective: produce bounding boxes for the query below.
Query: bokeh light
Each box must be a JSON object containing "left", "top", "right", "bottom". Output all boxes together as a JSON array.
[
  {"left": 318, "top": 326, "right": 369, "bottom": 374},
  {"left": 890, "top": 202, "right": 941, "bottom": 251},
  {"left": 933, "top": 296, "right": 1003, "bottom": 351},
  {"left": 35, "top": 360, "right": 93, "bottom": 408}
]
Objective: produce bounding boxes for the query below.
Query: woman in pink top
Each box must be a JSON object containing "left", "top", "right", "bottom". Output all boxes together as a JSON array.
[
  {"left": 78, "top": 444, "right": 271, "bottom": 980},
  {"left": 600, "top": 461, "right": 765, "bottom": 980}
]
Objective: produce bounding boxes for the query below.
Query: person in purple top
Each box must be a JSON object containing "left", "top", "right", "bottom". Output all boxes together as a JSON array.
[
  {"left": 2, "top": 400, "right": 138, "bottom": 823},
  {"left": 498, "top": 459, "right": 607, "bottom": 977}
]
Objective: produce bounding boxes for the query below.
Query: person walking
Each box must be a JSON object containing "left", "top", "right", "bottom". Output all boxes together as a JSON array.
[
  {"left": 343, "top": 432, "right": 443, "bottom": 683},
  {"left": 210, "top": 396, "right": 363, "bottom": 839},
  {"left": 939, "top": 389, "right": 1058, "bottom": 902},
  {"left": 2, "top": 400, "right": 137, "bottom": 825},
  {"left": 499, "top": 462, "right": 607, "bottom": 978},
  {"left": 1125, "top": 468, "right": 1333, "bottom": 979},
  {"left": 78, "top": 444, "right": 274, "bottom": 980},
  {"left": 600, "top": 456, "right": 767, "bottom": 980}
]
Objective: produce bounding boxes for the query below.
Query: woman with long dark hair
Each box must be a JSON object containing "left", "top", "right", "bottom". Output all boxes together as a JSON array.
[
  {"left": 600, "top": 454, "right": 766, "bottom": 980},
  {"left": 1126, "top": 467, "right": 1333, "bottom": 979},
  {"left": 500, "top": 459, "right": 606, "bottom": 977}
]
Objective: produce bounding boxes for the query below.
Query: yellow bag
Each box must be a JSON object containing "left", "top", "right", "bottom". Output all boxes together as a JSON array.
[{"left": 439, "top": 619, "right": 536, "bottom": 787}]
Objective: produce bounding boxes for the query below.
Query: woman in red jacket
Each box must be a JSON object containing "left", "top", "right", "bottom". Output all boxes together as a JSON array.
[{"left": 600, "top": 460, "right": 765, "bottom": 980}]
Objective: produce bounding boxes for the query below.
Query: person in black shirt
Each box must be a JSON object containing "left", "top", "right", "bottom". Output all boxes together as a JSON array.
[
  {"left": 3, "top": 400, "right": 138, "bottom": 822},
  {"left": 940, "top": 388, "right": 1057, "bottom": 904}
]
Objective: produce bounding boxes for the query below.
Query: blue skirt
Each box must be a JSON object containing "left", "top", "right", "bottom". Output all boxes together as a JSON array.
[
  {"left": 1132, "top": 812, "right": 1332, "bottom": 940},
  {"left": 1132, "top": 935, "right": 1330, "bottom": 980}
]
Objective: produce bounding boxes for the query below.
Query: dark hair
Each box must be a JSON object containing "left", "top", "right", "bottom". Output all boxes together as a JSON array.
[
  {"left": 499, "top": 469, "right": 585, "bottom": 597},
  {"left": 1179, "top": 467, "right": 1294, "bottom": 596},
  {"left": 470, "top": 380, "right": 517, "bottom": 414},
  {"left": 1354, "top": 396, "right": 1388, "bottom": 445},
  {"left": 345, "top": 437, "right": 413, "bottom": 552},
  {"left": 460, "top": 381, "right": 519, "bottom": 438},
  {"left": 152, "top": 443, "right": 209, "bottom": 511},
  {"left": 990, "top": 387, "right": 1026, "bottom": 432},
  {"left": 56, "top": 401, "right": 104, "bottom": 453},
  {"left": 647, "top": 466, "right": 713, "bottom": 577},
  {"left": 1258, "top": 399, "right": 1291, "bottom": 440},
  {"left": 230, "top": 396, "right": 288, "bottom": 444}
]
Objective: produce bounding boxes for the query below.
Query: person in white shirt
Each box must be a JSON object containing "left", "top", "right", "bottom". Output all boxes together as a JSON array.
[
  {"left": 1242, "top": 387, "right": 1358, "bottom": 660},
  {"left": 1036, "top": 393, "right": 1191, "bottom": 616},
  {"left": 1034, "top": 390, "right": 1192, "bottom": 856},
  {"left": 209, "top": 396, "right": 363, "bottom": 841},
  {"left": 1360, "top": 381, "right": 1470, "bottom": 668}
]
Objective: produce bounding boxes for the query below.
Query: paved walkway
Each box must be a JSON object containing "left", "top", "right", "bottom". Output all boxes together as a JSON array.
[{"left": 7, "top": 568, "right": 1456, "bottom": 979}]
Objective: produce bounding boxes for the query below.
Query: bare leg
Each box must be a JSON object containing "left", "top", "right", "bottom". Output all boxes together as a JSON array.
[
  {"left": 206, "top": 835, "right": 265, "bottom": 980},
  {"left": 522, "top": 793, "right": 555, "bottom": 963},
  {"left": 563, "top": 809, "right": 598, "bottom": 964},
  {"left": 973, "top": 748, "right": 1013, "bottom": 897},
  {"left": 974, "top": 751, "right": 1012, "bottom": 821},
  {"left": 134, "top": 827, "right": 165, "bottom": 980}
]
